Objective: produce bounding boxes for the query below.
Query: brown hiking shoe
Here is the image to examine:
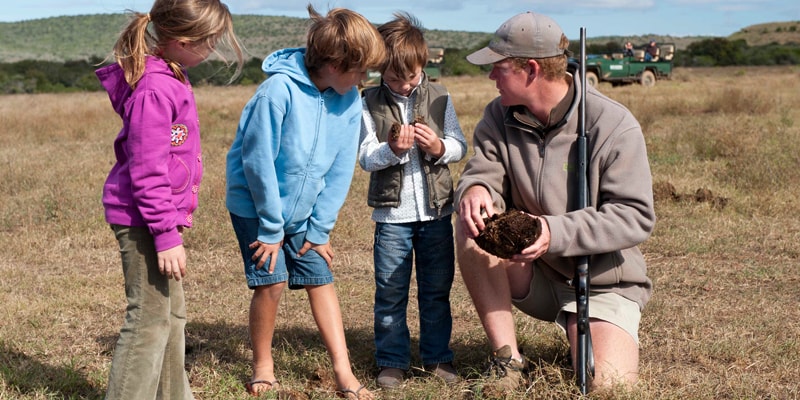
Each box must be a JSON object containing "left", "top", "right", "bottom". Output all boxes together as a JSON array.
[
  {"left": 424, "top": 362, "right": 460, "bottom": 384},
  {"left": 480, "top": 345, "right": 528, "bottom": 397}
]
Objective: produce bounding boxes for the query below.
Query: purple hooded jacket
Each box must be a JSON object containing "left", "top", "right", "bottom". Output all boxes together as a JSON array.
[{"left": 96, "top": 56, "right": 203, "bottom": 252}]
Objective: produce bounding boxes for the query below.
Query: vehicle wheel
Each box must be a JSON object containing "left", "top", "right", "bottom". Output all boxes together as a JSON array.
[
  {"left": 585, "top": 71, "right": 599, "bottom": 88},
  {"left": 640, "top": 70, "right": 656, "bottom": 87}
]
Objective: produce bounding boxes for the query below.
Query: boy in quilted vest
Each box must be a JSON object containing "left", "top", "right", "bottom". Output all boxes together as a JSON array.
[{"left": 358, "top": 11, "right": 467, "bottom": 390}]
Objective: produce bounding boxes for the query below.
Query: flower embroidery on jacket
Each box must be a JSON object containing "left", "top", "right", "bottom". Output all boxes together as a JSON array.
[{"left": 171, "top": 124, "right": 188, "bottom": 146}]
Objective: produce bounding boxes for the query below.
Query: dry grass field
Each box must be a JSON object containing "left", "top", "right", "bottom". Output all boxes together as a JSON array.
[{"left": 1, "top": 66, "right": 800, "bottom": 399}]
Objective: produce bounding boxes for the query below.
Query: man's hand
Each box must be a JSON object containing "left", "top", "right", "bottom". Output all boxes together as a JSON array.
[
  {"left": 513, "top": 215, "right": 551, "bottom": 262},
  {"left": 457, "top": 185, "right": 496, "bottom": 238}
]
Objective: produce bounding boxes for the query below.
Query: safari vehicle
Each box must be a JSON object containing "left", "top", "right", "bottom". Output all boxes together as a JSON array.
[
  {"left": 361, "top": 70, "right": 382, "bottom": 88},
  {"left": 424, "top": 47, "right": 444, "bottom": 82},
  {"left": 360, "top": 46, "right": 444, "bottom": 88},
  {"left": 582, "top": 43, "right": 675, "bottom": 88}
]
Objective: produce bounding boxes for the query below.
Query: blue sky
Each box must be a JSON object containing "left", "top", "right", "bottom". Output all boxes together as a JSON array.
[{"left": 1, "top": 0, "right": 797, "bottom": 38}]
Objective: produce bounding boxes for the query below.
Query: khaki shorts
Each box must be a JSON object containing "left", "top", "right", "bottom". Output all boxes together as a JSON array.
[{"left": 511, "top": 263, "right": 641, "bottom": 344}]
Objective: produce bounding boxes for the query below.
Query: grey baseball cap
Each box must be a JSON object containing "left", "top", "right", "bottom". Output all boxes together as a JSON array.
[{"left": 467, "top": 11, "right": 567, "bottom": 65}]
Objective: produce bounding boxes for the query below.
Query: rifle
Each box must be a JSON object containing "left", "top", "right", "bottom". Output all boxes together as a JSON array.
[{"left": 575, "top": 26, "right": 595, "bottom": 395}]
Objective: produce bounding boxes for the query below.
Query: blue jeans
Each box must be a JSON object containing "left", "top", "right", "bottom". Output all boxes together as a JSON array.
[
  {"left": 373, "top": 218, "right": 455, "bottom": 369},
  {"left": 106, "top": 225, "right": 193, "bottom": 400}
]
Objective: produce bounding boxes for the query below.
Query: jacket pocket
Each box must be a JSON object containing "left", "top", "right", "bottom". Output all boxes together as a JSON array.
[
  {"left": 588, "top": 251, "right": 623, "bottom": 285},
  {"left": 169, "top": 155, "right": 191, "bottom": 193}
]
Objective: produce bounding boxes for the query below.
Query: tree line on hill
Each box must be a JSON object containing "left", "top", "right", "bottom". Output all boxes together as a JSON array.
[
  {"left": 581, "top": 38, "right": 800, "bottom": 67},
  {"left": 0, "top": 37, "right": 798, "bottom": 95}
]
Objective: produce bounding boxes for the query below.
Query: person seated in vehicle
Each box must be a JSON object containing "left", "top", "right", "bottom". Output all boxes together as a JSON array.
[
  {"left": 644, "top": 40, "right": 659, "bottom": 61},
  {"left": 623, "top": 41, "right": 634, "bottom": 57}
]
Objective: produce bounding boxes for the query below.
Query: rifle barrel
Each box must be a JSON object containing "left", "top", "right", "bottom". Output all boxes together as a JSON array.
[{"left": 575, "top": 26, "right": 592, "bottom": 395}]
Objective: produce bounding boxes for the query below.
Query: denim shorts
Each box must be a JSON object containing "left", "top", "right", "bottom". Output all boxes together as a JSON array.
[{"left": 230, "top": 213, "right": 334, "bottom": 290}]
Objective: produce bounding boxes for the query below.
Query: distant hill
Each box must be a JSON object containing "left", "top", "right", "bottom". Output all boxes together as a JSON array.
[
  {"left": 0, "top": 15, "right": 798, "bottom": 63},
  {"left": 729, "top": 21, "right": 800, "bottom": 46},
  {"left": 0, "top": 14, "right": 493, "bottom": 63}
]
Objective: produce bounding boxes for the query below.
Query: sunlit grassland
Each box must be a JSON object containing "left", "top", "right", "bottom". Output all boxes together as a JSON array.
[{"left": 1, "top": 66, "right": 799, "bottom": 399}]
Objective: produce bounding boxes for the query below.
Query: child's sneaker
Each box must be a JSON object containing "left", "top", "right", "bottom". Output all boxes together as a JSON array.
[
  {"left": 424, "top": 362, "right": 460, "bottom": 384},
  {"left": 376, "top": 367, "right": 404, "bottom": 389}
]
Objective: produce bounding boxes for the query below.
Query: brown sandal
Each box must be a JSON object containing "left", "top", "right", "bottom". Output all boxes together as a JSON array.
[
  {"left": 245, "top": 379, "right": 279, "bottom": 396},
  {"left": 336, "top": 384, "right": 372, "bottom": 399}
]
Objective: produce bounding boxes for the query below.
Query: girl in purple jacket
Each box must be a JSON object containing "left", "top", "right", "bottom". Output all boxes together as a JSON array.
[{"left": 96, "top": 0, "right": 242, "bottom": 398}]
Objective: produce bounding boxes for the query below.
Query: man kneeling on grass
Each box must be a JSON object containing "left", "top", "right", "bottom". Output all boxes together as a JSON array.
[{"left": 454, "top": 10, "right": 655, "bottom": 395}]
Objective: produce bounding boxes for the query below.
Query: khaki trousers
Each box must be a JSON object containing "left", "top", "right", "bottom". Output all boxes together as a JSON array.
[{"left": 105, "top": 225, "right": 193, "bottom": 400}]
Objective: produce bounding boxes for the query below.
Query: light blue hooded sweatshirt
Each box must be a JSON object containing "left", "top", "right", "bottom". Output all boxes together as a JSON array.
[{"left": 225, "top": 48, "right": 362, "bottom": 245}]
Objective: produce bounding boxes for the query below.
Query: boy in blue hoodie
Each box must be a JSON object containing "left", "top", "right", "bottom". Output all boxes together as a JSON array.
[{"left": 225, "top": 5, "right": 385, "bottom": 399}]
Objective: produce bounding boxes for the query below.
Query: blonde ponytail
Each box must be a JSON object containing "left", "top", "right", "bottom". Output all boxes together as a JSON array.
[{"left": 108, "top": 0, "right": 244, "bottom": 88}]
